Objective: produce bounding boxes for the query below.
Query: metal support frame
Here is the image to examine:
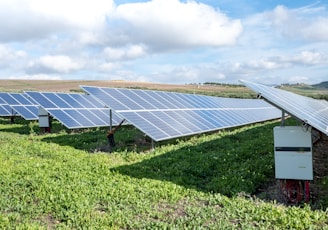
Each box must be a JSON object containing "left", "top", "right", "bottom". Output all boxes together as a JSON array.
[
  {"left": 109, "top": 109, "right": 113, "bottom": 131},
  {"left": 281, "top": 110, "right": 285, "bottom": 127},
  {"left": 151, "top": 139, "right": 155, "bottom": 151}
]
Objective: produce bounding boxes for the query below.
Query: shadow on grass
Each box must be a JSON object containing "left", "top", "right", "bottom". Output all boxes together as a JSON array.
[
  {"left": 112, "top": 122, "right": 278, "bottom": 197},
  {"left": 0, "top": 117, "right": 151, "bottom": 152},
  {"left": 40, "top": 126, "right": 149, "bottom": 152},
  {"left": 0, "top": 117, "right": 37, "bottom": 134}
]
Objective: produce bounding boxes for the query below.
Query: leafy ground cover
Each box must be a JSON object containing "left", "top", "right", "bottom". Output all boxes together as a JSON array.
[{"left": 0, "top": 118, "right": 328, "bottom": 229}]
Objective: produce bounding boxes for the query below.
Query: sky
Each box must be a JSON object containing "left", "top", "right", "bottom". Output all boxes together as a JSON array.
[{"left": 0, "top": 0, "right": 327, "bottom": 85}]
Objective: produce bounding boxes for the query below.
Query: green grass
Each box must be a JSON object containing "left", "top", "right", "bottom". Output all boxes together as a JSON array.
[
  {"left": 0, "top": 118, "right": 328, "bottom": 229},
  {"left": 279, "top": 85, "right": 328, "bottom": 100}
]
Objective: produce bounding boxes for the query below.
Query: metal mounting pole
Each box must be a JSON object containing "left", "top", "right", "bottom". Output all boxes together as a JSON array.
[
  {"left": 109, "top": 109, "right": 113, "bottom": 131},
  {"left": 281, "top": 110, "right": 285, "bottom": 127},
  {"left": 151, "top": 139, "right": 155, "bottom": 151}
]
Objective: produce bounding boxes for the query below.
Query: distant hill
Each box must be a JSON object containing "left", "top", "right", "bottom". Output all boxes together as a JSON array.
[{"left": 312, "top": 81, "right": 328, "bottom": 89}]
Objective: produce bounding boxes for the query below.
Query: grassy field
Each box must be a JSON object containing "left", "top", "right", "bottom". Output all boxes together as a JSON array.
[
  {"left": 0, "top": 80, "right": 327, "bottom": 228},
  {"left": 1, "top": 117, "right": 328, "bottom": 229},
  {"left": 0, "top": 79, "right": 257, "bottom": 98}
]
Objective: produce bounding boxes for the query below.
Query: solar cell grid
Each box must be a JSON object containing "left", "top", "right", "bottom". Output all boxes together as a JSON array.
[
  {"left": 0, "top": 93, "right": 19, "bottom": 105},
  {"left": 156, "top": 111, "right": 194, "bottom": 133},
  {"left": 70, "top": 94, "right": 97, "bottom": 108},
  {"left": 11, "top": 105, "right": 38, "bottom": 120},
  {"left": 86, "top": 87, "right": 130, "bottom": 111},
  {"left": 47, "top": 109, "right": 81, "bottom": 128},
  {"left": 120, "top": 111, "right": 170, "bottom": 140},
  {"left": 123, "top": 90, "right": 156, "bottom": 110},
  {"left": 145, "top": 112, "right": 183, "bottom": 136},
  {"left": 152, "top": 91, "right": 181, "bottom": 109},
  {"left": 26, "top": 92, "right": 57, "bottom": 108},
  {"left": 44, "top": 93, "right": 72, "bottom": 108},
  {"left": 135, "top": 90, "right": 168, "bottom": 109},
  {"left": 179, "top": 110, "right": 210, "bottom": 130},
  {"left": 10, "top": 94, "right": 33, "bottom": 105},
  {"left": 240, "top": 80, "right": 328, "bottom": 136},
  {"left": 0, "top": 97, "right": 6, "bottom": 104},
  {"left": 0, "top": 93, "right": 39, "bottom": 120},
  {"left": 79, "top": 109, "right": 108, "bottom": 126},
  {"left": 81, "top": 85, "right": 283, "bottom": 141},
  {"left": 57, "top": 94, "right": 84, "bottom": 108},
  {"left": 0, "top": 105, "right": 12, "bottom": 116},
  {"left": 25, "top": 91, "right": 123, "bottom": 129}
]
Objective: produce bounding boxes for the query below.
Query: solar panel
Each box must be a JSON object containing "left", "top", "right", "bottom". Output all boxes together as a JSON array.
[
  {"left": 0, "top": 93, "right": 38, "bottom": 120},
  {"left": 0, "top": 97, "right": 12, "bottom": 116},
  {"left": 25, "top": 91, "right": 123, "bottom": 129},
  {"left": 10, "top": 105, "right": 39, "bottom": 120},
  {"left": 81, "top": 86, "right": 282, "bottom": 141},
  {"left": 240, "top": 80, "right": 328, "bottom": 136}
]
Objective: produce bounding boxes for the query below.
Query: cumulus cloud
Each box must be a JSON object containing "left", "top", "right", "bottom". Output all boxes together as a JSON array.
[
  {"left": 27, "top": 55, "right": 82, "bottom": 74},
  {"left": 0, "top": 0, "right": 327, "bottom": 85},
  {"left": 229, "top": 51, "right": 328, "bottom": 75},
  {"left": 100, "top": 62, "right": 120, "bottom": 72},
  {"left": 0, "top": 45, "right": 26, "bottom": 63},
  {"left": 8, "top": 74, "right": 62, "bottom": 80},
  {"left": 110, "top": 0, "right": 242, "bottom": 50},
  {"left": 290, "top": 51, "right": 328, "bottom": 65},
  {"left": 266, "top": 5, "right": 328, "bottom": 41},
  {"left": 0, "top": 0, "right": 114, "bottom": 42},
  {"left": 103, "top": 44, "right": 147, "bottom": 61}
]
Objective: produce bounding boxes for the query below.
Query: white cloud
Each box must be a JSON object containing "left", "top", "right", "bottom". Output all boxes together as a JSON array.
[
  {"left": 286, "top": 75, "right": 311, "bottom": 84},
  {"left": 0, "top": 0, "right": 114, "bottom": 42},
  {"left": 0, "top": 1, "right": 327, "bottom": 85},
  {"left": 8, "top": 74, "right": 62, "bottom": 80},
  {"left": 111, "top": 0, "right": 242, "bottom": 49},
  {"left": 28, "top": 55, "right": 82, "bottom": 74},
  {"left": 103, "top": 45, "right": 147, "bottom": 61},
  {"left": 100, "top": 62, "right": 120, "bottom": 72},
  {"left": 29, "top": 0, "right": 114, "bottom": 28},
  {"left": 0, "top": 45, "right": 26, "bottom": 62},
  {"left": 291, "top": 51, "right": 328, "bottom": 65},
  {"left": 266, "top": 5, "right": 328, "bottom": 41}
]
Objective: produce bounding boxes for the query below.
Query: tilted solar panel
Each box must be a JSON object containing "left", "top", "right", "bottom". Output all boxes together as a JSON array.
[
  {"left": 0, "top": 93, "right": 38, "bottom": 120},
  {"left": 0, "top": 97, "right": 12, "bottom": 116},
  {"left": 240, "top": 80, "right": 328, "bottom": 136},
  {"left": 25, "top": 91, "right": 123, "bottom": 129},
  {"left": 10, "top": 105, "right": 39, "bottom": 120},
  {"left": 81, "top": 86, "right": 282, "bottom": 141}
]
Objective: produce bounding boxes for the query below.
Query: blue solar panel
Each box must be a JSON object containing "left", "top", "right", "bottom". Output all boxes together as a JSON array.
[
  {"left": 0, "top": 104, "right": 12, "bottom": 116},
  {"left": 0, "top": 93, "right": 39, "bottom": 120},
  {"left": 46, "top": 109, "right": 81, "bottom": 128},
  {"left": 46, "top": 108, "right": 120, "bottom": 129},
  {"left": 56, "top": 94, "right": 83, "bottom": 108},
  {"left": 81, "top": 86, "right": 282, "bottom": 141},
  {"left": 117, "top": 107, "right": 282, "bottom": 141},
  {"left": 25, "top": 92, "right": 57, "bottom": 108},
  {"left": 0, "top": 98, "right": 11, "bottom": 116},
  {"left": 43, "top": 93, "right": 72, "bottom": 108},
  {"left": 0, "top": 93, "right": 19, "bottom": 105},
  {"left": 25, "top": 91, "right": 123, "bottom": 129},
  {"left": 241, "top": 80, "right": 328, "bottom": 136},
  {"left": 11, "top": 105, "right": 39, "bottom": 120},
  {"left": 79, "top": 109, "right": 109, "bottom": 126}
]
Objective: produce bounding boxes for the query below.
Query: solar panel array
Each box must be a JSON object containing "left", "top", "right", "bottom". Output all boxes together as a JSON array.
[
  {"left": 240, "top": 80, "right": 328, "bottom": 136},
  {"left": 0, "top": 93, "right": 38, "bottom": 120},
  {"left": 81, "top": 86, "right": 282, "bottom": 141},
  {"left": 25, "top": 91, "right": 122, "bottom": 129}
]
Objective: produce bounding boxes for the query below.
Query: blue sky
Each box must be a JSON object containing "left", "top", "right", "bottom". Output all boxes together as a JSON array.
[{"left": 0, "top": 0, "right": 327, "bottom": 85}]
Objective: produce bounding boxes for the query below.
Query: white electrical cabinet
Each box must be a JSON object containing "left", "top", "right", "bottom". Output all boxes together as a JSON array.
[
  {"left": 38, "top": 107, "right": 50, "bottom": 128},
  {"left": 273, "top": 126, "right": 313, "bottom": 180}
]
